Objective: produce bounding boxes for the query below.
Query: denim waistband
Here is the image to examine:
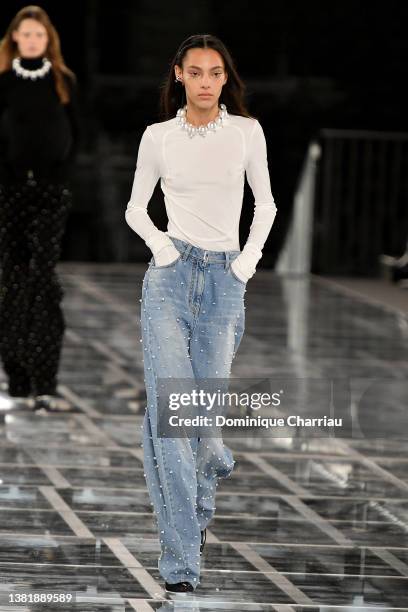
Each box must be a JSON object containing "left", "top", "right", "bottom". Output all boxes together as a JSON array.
[{"left": 169, "top": 236, "right": 241, "bottom": 264}]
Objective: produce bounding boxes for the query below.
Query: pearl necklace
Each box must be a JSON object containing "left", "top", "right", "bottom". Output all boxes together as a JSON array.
[
  {"left": 12, "top": 57, "right": 52, "bottom": 80},
  {"left": 176, "top": 103, "right": 228, "bottom": 138}
]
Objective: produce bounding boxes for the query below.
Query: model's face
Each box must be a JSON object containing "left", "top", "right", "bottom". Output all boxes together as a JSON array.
[
  {"left": 12, "top": 18, "right": 49, "bottom": 58},
  {"left": 175, "top": 48, "right": 228, "bottom": 109}
]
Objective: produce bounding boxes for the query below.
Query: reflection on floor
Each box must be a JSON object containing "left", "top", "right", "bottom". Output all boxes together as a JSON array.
[{"left": 0, "top": 263, "right": 408, "bottom": 611}]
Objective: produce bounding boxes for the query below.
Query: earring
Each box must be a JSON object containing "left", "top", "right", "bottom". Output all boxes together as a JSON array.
[{"left": 175, "top": 76, "right": 182, "bottom": 84}]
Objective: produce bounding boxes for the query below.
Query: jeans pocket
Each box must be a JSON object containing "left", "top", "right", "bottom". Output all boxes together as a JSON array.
[
  {"left": 229, "top": 264, "right": 247, "bottom": 286},
  {"left": 151, "top": 253, "right": 182, "bottom": 269}
]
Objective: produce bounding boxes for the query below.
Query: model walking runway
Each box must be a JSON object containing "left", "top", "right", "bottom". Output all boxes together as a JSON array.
[
  {"left": 125, "top": 33, "right": 277, "bottom": 592},
  {"left": 0, "top": 6, "right": 79, "bottom": 410}
]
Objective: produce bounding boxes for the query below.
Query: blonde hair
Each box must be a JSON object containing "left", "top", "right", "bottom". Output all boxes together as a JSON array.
[{"left": 0, "top": 5, "right": 76, "bottom": 103}]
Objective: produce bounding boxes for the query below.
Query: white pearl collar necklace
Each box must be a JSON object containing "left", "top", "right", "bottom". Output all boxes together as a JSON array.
[
  {"left": 176, "top": 103, "right": 228, "bottom": 138},
  {"left": 12, "top": 57, "right": 52, "bottom": 80}
]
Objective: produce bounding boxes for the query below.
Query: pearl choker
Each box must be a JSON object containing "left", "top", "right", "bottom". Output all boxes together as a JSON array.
[
  {"left": 12, "top": 57, "right": 52, "bottom": 80},
  {"left": 176, "top": 103, "right": 228, "bottom": 138}
]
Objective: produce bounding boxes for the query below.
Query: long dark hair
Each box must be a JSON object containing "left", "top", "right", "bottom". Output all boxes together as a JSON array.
[{"left": 160, "top": 34, "right": 252, "bottom": 120}]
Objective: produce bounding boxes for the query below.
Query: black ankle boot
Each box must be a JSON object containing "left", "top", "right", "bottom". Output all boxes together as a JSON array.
[
  {"left": 165, "top": 581, "right": 194, "bottom": 593},
  {"left": 200, "top": 528, "right": 206, "bottom": 553}
]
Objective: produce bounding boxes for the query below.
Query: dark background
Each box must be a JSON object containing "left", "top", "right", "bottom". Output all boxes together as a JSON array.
[{"left": 2, "top": 0, "right": 407, "bottom": 268}]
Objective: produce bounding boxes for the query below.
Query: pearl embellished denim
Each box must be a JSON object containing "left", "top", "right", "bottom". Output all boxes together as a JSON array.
[
  {"left": 140, "top": 236, "right": 246, "bottom": 588},
  {"left": 0, "top": 178, "right": 72, "bottom": 396}
]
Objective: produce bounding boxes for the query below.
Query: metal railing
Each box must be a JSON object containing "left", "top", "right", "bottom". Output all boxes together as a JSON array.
[
  {"left": 276, "top": 129, "right": 408, "bottom": 276},
  {"left": 276, "top": 142, "right": 321, "bottom": 275}
]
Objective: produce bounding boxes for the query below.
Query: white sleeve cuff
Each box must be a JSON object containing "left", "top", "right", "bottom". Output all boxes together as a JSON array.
[
  {"left": 231, "top": 242, "right": 264, "bottom": 282},
  {"left": 153, "top": 244, "right": 180, "bottom": 266},
  {"left": 145, "top": 230, "right": 175, "bottom": 256}
]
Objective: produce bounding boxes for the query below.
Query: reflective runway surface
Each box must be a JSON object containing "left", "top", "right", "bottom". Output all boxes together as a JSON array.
[{"left": 0, "top": 263, "right": 407, "bottom": 611}]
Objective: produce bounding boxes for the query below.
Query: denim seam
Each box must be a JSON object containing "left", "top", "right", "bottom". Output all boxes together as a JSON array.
[
  {"left": 188, "top": 257, "right": 198, "bottom": 315},
  {"left": 194, "top": 263, "right": 206, "bottom": 321},
  {"left": 232, "top": 312, "right": 239, "bottom": 360},
  {"left": 143, "top": 307, "right": 176, "bottom": 529},
  {"left": 143, "top": 283, "right": 189, "bottom": 575},
  {"left": 145, "top": 279, "right": 175, "bottom": 528},
  {"left": 232, "top": 293, "right": 245, "bottom": 358},
  {"left": 167, "top": 574, "right": 199, "bottom": 587},
  {"left": 141, "top": 266, "right": 151, "bottom": 303},
  {"left": 190, "top": 262, "right": 208, "bottom": 337}
]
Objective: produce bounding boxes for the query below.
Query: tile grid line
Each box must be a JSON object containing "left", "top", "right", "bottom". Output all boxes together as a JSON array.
[
  {"left": 33, "top": 400, "right": 168, "bottom": 603},
  {"left": 243, "top": 452, "right": 353, "bottom": 547},
  {"left": 104, "top": 537, "right": 166, "bottom": 601},
  {"left": 67, "top": 375, "right": 318, "bottom": 598},
  {"left": 230, "top": 542, "right": 314, "bottom": 605},
  {"left": 59, "top": 267, "right": 408, "bottom": 599},
  {"left": 246, "top": 449, "right": 408, "bottom": 578}
]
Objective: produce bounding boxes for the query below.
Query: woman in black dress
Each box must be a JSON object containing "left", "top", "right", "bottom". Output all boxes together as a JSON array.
[{"left": 0, "top": 6, "right": 79, "bottom": 411}]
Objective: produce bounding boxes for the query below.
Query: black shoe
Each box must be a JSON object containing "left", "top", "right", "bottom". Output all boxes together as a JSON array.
[
  {"left": 165, "top": 581, "right": 194, "bottom": 593},
  {"left": 34, "top": 394, "right": 75, "bottom": 413},
  {"left": 200, "top": 528, "right": 206, "bottom": 553}
]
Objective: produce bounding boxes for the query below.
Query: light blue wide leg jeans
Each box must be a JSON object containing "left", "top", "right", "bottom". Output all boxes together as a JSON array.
[{"left": 140, "top": 236, "right": 246, "bottom": 588}]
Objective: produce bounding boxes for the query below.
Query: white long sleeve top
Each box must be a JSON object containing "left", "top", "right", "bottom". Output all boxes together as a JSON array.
[{"left": 125, "top": 111, "right": 277, "bottom": 281}]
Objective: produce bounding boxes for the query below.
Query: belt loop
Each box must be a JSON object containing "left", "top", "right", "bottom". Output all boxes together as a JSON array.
[
  {"left": 225, "top": 252, "right": 230, "bottom": 270},
  {"left": 182, "top": 244, "right": 193, "bottom": 261}
]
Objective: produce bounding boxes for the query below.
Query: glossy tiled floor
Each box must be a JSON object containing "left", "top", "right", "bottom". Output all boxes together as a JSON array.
[{"left": 0, "top": 263, "right": 408, "bottom": 611}]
